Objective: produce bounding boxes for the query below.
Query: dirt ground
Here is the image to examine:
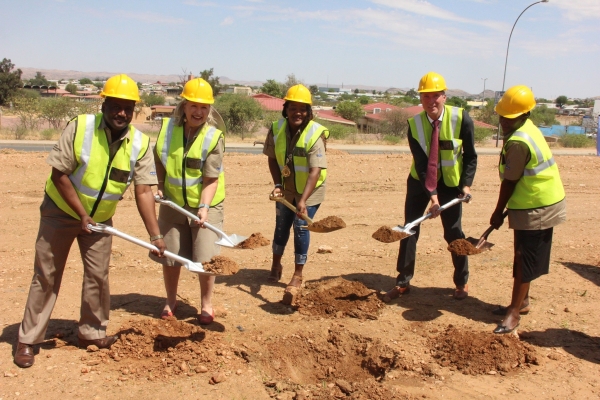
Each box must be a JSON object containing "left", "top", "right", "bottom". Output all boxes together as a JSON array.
[{"left": 1, "top": 145, "right": 599, "bottom": 400}]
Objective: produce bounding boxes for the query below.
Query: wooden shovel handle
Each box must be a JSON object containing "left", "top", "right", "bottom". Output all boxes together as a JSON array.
[{"left": 269, "top": 195, "right": 314, "bottom": 225}]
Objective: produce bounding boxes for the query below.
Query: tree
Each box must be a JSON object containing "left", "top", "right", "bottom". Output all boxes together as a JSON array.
[
  {"left": 29, "top": 71, "right": 50, "bottom": 86},
  {"left": 141, "top": 93, "right": 165, "bottom": 107},
  {"left": 357, "top": 95, "right": 371, "bottom": 105},
  {"left": 446, "top": 96, "right": 471, "bottom": 111},
  {"left": 555, "top": 95, "right": 568, "bottom": 108},
  {"left": 530, "top": 105, "right": 559, "bottom": 126},
  {"left": 199, "top": 68, "right": 222, "bottom": 96},
  {"left": 335, "top": 101, "right": 364, "bottom": 122},
  {"left": 405, "top": 88, "right": 418, "bottom": 98},
  {"left": 39, "top": 97, "right": 78, "bottom": 129},
  {"left": 12, "top": 90, "right": 42, "bottom": 131},
  {"left": 476, "top": 99, "right": 499, "bottom": 127},
  {"left": 79, "top": 78, "right": 93, "bottom": 85},
  {"left": 353, "top": 89, "right": 359, "bottom": 94},
  {"left": 380, "top": 110, "right": 410, "bottom": 137},
  {"left": 93, "top": 82, "right": 103, "bottom": 90},
  {"left": 65, "top": 83, "right": 78, "bottom": 94},
  {"left": 0, "top": 58, "right": 23, "bottom": 105},
  {"left": 283, "top": 73, "right": 301, "bottom": 94},
  {"left": 309, "top": 85, "right": 319, "bottom": 95},
  {"left": 260, "top": 79, "right": 284, "bottom": 98},
  {"left": 137, "top": 82, "right": 143, "bottom": 90},
  {"left": 213, "top": 93, "right": 263, "bottom": 139}
]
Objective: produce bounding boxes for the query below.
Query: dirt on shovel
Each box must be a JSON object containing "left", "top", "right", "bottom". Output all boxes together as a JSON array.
[
  {"left": 447, "top": 239, "right": 483, "bottom": 256},
  {"left": 309, "top": 215, "right": 346, "bottom": 232},
  {"left": 371, "top": 226, "right": 410, "bottom": 243},
  {"left": 202, "top": 255, "right": 240, "bottom": 275}
]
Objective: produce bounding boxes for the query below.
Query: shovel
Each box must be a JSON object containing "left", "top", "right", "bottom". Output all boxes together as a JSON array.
[
  {"left": 154, "top": 196, "right": 247, "bottom": 248},
  {"left": 269, "top": 194, "right": 344, "bottom": 233},
  {"left": 466, "top": 210, "right": 508, "bottom": 250},
  {"left": 392, "top": 195, "right": 472, "bottom": 237},
  {"left": 87, "top": 223, "right": 214, "bottom": 276}
]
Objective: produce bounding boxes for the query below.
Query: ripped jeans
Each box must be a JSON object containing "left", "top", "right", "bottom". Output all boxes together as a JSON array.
[{"left": 272, "top": 201, "right": 320, "bottom": 265}]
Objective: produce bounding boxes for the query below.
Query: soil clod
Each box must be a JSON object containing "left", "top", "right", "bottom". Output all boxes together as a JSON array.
[
  {"left": 203, "top": 255, "right": 239, "bottom": 275},
  {"left": 372, "top": 226, "right": 409, "bottom": 243},
  {"left": 235, "top": 232, "right": 270, "bottom": 249},
  {"left": 309, "top": 216, "right": 346, "bottom": 232},
  {"left": 447, "top": 239, "right": 483, "bottom": 256}
]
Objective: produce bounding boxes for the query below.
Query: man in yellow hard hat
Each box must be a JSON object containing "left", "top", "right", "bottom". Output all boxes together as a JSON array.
[
  {"left": 263, "top": 84, "right": 329, "bottom": 304},
  {"left": 488, "top": 85, "right": 565, "bottom": 334},
  {"left": 14, "top": 74, "right": 165, "bottom": 368},
  {"left": 384, "top": 72, "right": 477, "bottom": 302}
]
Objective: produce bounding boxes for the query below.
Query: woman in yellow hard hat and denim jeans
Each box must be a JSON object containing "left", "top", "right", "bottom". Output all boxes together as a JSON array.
[
  {"left": 263, "top": 84, "right": 329, "bottom": 304},
  {"left": 151, "top": 78, "right": 226, "bottom": 325}
]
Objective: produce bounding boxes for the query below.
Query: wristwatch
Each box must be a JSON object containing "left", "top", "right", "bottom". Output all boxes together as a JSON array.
[
  {"left": 150, "top": 234, "right": 164, "bottom": 241},
  {"left": 199, "top": 203, "right": 210, "bottom": 209},
  {"left": 274, "top": 184, "right": 283, "bottom": 189}
]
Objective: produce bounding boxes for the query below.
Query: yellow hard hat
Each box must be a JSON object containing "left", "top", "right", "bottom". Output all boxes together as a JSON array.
[
  {"left": 495, "top": 85, "right": 536, "bottom": 118},
  {"left": 417, "top": 72, "right": 447, "bottom": 93},
  {"left": 181, "top": 78, "right": 214, "bottom": 104},
  {"left": 284, "top": 84, "right": 312, "bottom": 105},
  {"left": 100, "top": 74, "right": 140, "bottom": 102}
]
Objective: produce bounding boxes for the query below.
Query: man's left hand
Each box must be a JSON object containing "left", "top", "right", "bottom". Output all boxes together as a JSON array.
[{"left": 459, "top": 186, "right": 472, "bottom": 203}]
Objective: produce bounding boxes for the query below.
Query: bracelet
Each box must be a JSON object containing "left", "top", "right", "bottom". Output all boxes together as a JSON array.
[
  {"left": 150, "top": 234, "right": 164, "bottom": 241},
  {"left": 198, "top": 203, "right": 210, "bottom": 209},
  {"left": 274, "top": 184, "right": 283, "bottom": 189}
]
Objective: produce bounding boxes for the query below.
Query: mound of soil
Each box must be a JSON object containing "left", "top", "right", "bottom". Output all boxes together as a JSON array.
[
  {"left": 254, "top": 326, "right": 421, "bottom": 399},
  {"left": 294, "top": 277, "right": 384, "bottom": 319},
  {"left": 203, "top": 255, "right": 239, "bottom": 275},
  {"left": 235, "top": 232, "right": 270, "bottom": 249},
  {"left": 447, "top": 239, "right": 483, "bottom": 255},
  {"left": 372, "top": 226, "right": 409, "bottom": 243},
  {"left": 430, "top": 325, "right": 539, "bottom": 375},
  {"left": 311, "top": 215, "right": 346, "bottom": 231},
  {"left": 82, "top": 319, "right": 246, "bottom": 381}
]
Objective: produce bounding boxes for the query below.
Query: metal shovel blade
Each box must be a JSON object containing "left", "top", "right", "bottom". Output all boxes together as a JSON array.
[{"left": 466, "top": 237, "right": 495, "bottom": 251}]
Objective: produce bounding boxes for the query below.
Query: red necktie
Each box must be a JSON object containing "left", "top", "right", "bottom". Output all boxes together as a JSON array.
[{"left": 425, "top": 119, "right": 440, "bottom": 192}]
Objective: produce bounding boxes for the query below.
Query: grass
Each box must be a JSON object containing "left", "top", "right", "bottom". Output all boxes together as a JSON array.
[
  {"left": 474, "top": 127, "right": 494, "bottom": 143},
  {"left": 559, "top": 134, "right": 595, "bottom": 148}
]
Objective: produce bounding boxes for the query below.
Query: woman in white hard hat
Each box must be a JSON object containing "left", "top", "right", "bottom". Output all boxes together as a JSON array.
[
  {"left": 263, "top": 84, "right": 329, "bottom": 304},
  {"left": 151, "top": 78, "right": 226, "bottom": 325}
]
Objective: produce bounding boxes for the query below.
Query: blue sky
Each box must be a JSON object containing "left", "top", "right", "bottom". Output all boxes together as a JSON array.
[{"left": 1, "top": 0, "right": 599, "bottom": 99}]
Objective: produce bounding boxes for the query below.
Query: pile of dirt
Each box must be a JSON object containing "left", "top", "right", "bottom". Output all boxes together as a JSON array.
[
  {"left": 82, "top": 319, "right": 246, "bottom": 381},
  {"left": 254, "top": 325, "right": 423, "bottom": 399},
  {"left": 310, "top": 215, "right": 346, "bottom": 231},
  {"left": 294, "top": 277, "right": 384, "bottom": 319},
  {"left": 372, "top": 226, "right": 409, "bottom": 243},
  {"left": 235, "top": 232, "right": 270, "bottom": 249},
  {"left": 430, "top": 325, "right": 539, "bottom": 375},
  {"left": 202, "top": 255, "right": 239, "bottom": 275},
  {"left": 447, "top": 239, "right": 483, "bottom": 255}
]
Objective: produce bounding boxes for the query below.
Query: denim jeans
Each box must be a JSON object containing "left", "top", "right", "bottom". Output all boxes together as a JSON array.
[{"left": 272, "top": 201, "right": 320, "bottom": 265}]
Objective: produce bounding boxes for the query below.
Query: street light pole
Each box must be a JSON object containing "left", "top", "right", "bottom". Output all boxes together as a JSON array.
[
  {"left": 481, "top": 77, "right": 487, "bottom": 107},
  {"left": 496, "top": 0, "right": 549, "bottom": 147}
]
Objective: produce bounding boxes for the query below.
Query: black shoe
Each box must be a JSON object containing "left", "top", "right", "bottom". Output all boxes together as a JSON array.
[
  {"left": 493, "top": 323, "right": 519, "bottom": 334},
  {"left": 492, "top": 305, "right": 530, "bottom": 316}
]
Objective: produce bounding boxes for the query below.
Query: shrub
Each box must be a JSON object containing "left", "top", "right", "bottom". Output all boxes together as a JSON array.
[
  {"left": 383, "top": 135, "right": 401, "bottom": 144},
  {"left": 13, "top": 125, "right": 28, "bottom": 140},
  {"left": 314, "top": 119, "right": 355, "bottom": 140},
  {"left": 474, "top": 127, "right": 494, "bottom": 143},
  {"left": 41, "top": 128, "right": 59, "bottom": 140},
  {"left": 559, "top": 134, "right": 595, "bottom": 148}
]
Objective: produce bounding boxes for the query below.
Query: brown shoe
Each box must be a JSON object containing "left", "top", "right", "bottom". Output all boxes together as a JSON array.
[
  {"left": 14, "top": 342, "right": 35, "bottom": 368},
  {"left": 78, "top": 335, "right": 118, "bottom": 349},
  {"left": 382, "top": 285, "right": 410, "bottom": 303},
  {"left": 454, "top": 284, "right": 469, "bottom": 300}
]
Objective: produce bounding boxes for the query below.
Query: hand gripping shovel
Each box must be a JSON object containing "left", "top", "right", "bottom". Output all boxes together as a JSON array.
[
  {"left": 154, "top": 196, "right": 247, "bottom": 248},
  {"left": 269, "top": 194, "right": 345, "bottom": 233},
  {"left": 393, "top": 194, "right": 472, "bottom": 237},
  {"left": 87, "top": 224, "right": 214, "bottom": 276},
  {"left": 466, "top": 210, "right": 508, "bottom": 250}
]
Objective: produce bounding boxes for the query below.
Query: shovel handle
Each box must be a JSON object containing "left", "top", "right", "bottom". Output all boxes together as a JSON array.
[
  {"left": 269, "top": 194, "right": 314, "bottom": 225},
  {"left": 404, "top": 195, "right": 471, "bottom": 230},
  {"left": 479, "top": 210, "right": 509, "bottom": 240}
]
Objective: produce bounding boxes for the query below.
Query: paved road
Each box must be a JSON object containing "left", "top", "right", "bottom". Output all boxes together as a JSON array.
[{"left": 0, "top": 140, "right": 597, "bottom": 156}]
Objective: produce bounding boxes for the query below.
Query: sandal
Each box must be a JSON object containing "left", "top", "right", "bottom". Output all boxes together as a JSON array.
[
  {"left": 160, "top": 302, "right": 177, "bottom": 319},
  {"left": 492, "top": 304, "right": 530, "bottom": 316},
  {"left": 267, "top": 265, "right": 283, "bottom": 283},
  {"left": 285, "top": 274, "right": 303, "bottom": 292}
]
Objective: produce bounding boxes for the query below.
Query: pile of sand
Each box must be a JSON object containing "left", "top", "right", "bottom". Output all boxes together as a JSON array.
[{"left": 371, "top": 226, "right": 409, "bottom": 243}]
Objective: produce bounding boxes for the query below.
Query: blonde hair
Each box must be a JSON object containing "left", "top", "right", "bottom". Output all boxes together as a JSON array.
[{"left": 172, "top": 99, "right": 219, "bottom": 128}]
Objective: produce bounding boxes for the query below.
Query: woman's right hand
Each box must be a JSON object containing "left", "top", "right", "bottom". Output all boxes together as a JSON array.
[
  {"left": 156, "top": 189, "right": 164, "bottom": 199},
  {"left": 271, "top": 186, "right": 283, "bottom": 198}
]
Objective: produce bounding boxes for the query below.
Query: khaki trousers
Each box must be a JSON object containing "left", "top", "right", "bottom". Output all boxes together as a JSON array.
[{"left": 19, "top": 196, "right": 113, "bottom": 344}]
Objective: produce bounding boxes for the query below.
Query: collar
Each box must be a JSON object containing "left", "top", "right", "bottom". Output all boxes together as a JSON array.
[
  {"left": 426, "top": 106, "right": 444, "bottom": 125},
  {"left": 99, "top": 115, "right": 130, "bottom": 142}
]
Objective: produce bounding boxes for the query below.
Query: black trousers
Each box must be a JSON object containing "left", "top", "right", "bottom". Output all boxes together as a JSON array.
[{"left": 395, "top": 176, "right": 469, "bottom": 287}]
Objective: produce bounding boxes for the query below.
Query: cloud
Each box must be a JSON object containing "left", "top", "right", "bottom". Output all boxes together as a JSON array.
[
  {"left": 549, "top": 0, "right": 600, "bottom": 21},
  {"left": 182, "top": 0, "right": 217, "bottom": 6},
  {"left": 116, "top": 11, "right": 188, "bottom": 25},
  {"left": 220, "top": 16, "right": 234, "bottom": 26}
]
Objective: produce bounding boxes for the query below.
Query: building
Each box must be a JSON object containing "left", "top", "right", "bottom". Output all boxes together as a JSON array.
[
  {"left": 225, "top": 86, "right": 252, "bottom": 96},
  {"left": 251, "top": 93, "right": 285, "bottom": 112}
]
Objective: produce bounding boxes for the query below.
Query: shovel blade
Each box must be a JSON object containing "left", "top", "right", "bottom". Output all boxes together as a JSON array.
[
  {"left": 466, "top": 237, "right": 495, "bottom": 251},
  {"left": 184, "top": 262, "right": 216, "bottom": 276},
  {"left": 392, "top": 226, "right": 415, "bottom": 236},
  {"left": 215, "top": 234, "right": 248, "bottom": 248},
  {"left": 304, "top": 226, "right": 344, "bottom": 233}
]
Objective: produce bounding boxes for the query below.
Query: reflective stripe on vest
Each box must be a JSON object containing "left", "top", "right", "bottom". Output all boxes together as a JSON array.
[
  {"left": 45, "top": 114, "right": 147, "bottom": 221},
  {"left": 157, "top": 119, "right": 225, "bottom": 208},
  {"left": 273, "top": 119, "right": 327, "bottom": 194},
  {"left": 499, "top": 119, "right": 565, "bottom": 210}
]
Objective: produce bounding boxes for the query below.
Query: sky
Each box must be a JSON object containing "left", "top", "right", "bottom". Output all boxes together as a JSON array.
[{"left": 1, "top": 0, "right": 599, "bottom": 99}]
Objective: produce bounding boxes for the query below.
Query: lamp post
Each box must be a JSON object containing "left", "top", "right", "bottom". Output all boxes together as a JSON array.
[
  {"left": 481, "top": 77, "right": 487, "bottom": 107},
  {"left": 496, "top": 0, "right": 549, "bottom": 147}
]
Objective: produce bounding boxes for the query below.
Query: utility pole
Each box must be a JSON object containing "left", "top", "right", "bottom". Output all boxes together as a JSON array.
[{"left": 481, "top": 78, "right": 488, "bottom": 107}]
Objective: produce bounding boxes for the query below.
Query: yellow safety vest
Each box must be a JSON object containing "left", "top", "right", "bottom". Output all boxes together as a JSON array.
[
  {"left": 499, "top": 119, "right": 565, "bottom": 210},
  {"left": 45, "top": 113, "right": 149, "bottom": 222},
  {"left": 409, "top": 105, "right": 463, "bottom": 187},
  {"left": 273, "top": 119, "right": 328, "bottom": 194},
  {"left": 156, "top": 118, "right": 225, "bottom": 208}
]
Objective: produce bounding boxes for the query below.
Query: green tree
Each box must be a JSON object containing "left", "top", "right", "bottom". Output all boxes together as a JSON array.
[
  {"left": 555, "top": 95, "right": 568, "bottom": 108},
  {"left": 213, "top": 93, "right": 264, "bottom": 139},
  {"left": 65, "top": 83, "right": 78, "bottom": 94},
  {"left": 380, "top": 109, "right": 409, "bottom": 137},
  {"left": 530, "top": 105, "right": 559, "bottom": 126},
  {"left": 12, "top": 90, "right": 42, "bottom": 131},
  {"left": 476, "top": 99, "right": 499, "bottom": 126},
  {"left": 309, "top": 85, "right": 319, "bottom": 95},
  {"left": 446, "top": 96, "right": 471, "bottom": 111},
  {"left": 39, "top": 97, "right": 78, "bottom": 129},
  {"left": 405, "top": 88, "right": 418, "bottom": 98},
  {"left": 141, "top": 93, "right": 165, "bottom": 107},
  {"left": 335, "top": 101, "right": 364, "bottom": 122},
  {"left": 137, "top": 82, "right": 143, "bottom": 90},
  {"left": 338, "top": 93, "right": 354, "bottom": 101},
  {"left": 93, "top": 82, "right": 103, "bottom": 90},
  {"left": 260, "top": 79, "right": 284, "bottom": 98},
  {"left": 79, "top": 78, "right": 93, "bottom": 85},
  {"left": 199, "top": 68, "right": 222, "bottom": 96},
  {"left": 0, "top": 58, "right": 23, "bottom": 105},
  {"left": 357, "top": 95, "right": 371, "bottom": 105},
  {"left": 29, "top": 71, "right": 50, "bottom": 86},
  {"left": 353, "top": 88, "right": 359, "bottom": 94}
]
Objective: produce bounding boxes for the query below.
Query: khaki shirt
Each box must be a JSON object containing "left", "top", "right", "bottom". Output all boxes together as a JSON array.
[
  {"left": 503, "top": 139, "right": 566, "bottom": 230},
  {"left": 48, "top": 116, "right": 157, "bottom": 186},
  {"left": 263, "top": 124, "right": 327, "bottom": 206}
]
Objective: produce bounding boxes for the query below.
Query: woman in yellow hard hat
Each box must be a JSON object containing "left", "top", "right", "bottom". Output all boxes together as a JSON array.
[
  {"left": 263, "top": 84, "right": 329, "bottom": 304},
  {"left": 488, "top": 85, "right": 565, "bottom": 334},
  {"left": 151, "top": 78, "right": 226, "bottom": 324}
]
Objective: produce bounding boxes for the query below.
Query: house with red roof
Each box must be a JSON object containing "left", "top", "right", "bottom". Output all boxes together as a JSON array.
[{"left": 251, "top": 93, "right": 285, "bottom": 112}]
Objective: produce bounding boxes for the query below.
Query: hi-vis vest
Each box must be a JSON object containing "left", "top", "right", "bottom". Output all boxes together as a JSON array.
[
  {"left": 409, "top": 105, "right": 463, "bottom": 187},
  {"left": 499, "top": 119, "right": 565, "bottom": 210},
  {"left": 45, "top": 113, "right": 149, "bottom": 222},
  {"left": 156, "top": 118, "right": 225, "bottom": 208},
  {"left": 273, "top": 119, "right": 329, "bottom": 194}
]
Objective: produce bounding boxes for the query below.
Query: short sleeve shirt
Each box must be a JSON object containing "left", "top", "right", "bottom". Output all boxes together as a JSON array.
[
  {"left": 263, "top": 123, "right": 327, "bottom": 206},
  {"left": 47, "top": 116, "right": 157, "bottom": 186}
]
